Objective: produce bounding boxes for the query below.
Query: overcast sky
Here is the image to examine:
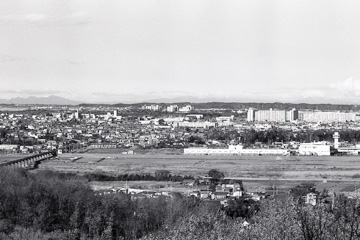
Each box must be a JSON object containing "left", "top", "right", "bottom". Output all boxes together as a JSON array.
[{"left": 1, "top": 0, "right": 360, "bottom": 103}]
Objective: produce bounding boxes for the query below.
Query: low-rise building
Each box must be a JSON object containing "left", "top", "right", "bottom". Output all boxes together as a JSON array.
[{"left": 298, "top": 143, "right": 331, "bottom": 156}]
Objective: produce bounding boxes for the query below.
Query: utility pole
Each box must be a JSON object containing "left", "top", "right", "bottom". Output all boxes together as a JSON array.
[{"left": 331, "top": 192, "right": 334, "bottom": 210}]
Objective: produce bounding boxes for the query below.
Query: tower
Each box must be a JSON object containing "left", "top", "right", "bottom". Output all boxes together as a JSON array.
[
  {"left": 74, "top": 110, "right": 80, "bottom": 119},
  {"left": 333, "top": 132, "right": 340, "bottom": 149}
]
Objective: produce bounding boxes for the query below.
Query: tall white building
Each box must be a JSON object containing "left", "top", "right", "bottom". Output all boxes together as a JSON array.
[
  {"left": 247, "top": 108, "right": 298, "bottom": 122},
  {"left": 286, "top": 108, "right": 298, "bottom": 122},
  {"left": 178, "top": 105, "right": 194, "bottom": 113},
  {"left": 166, "top": 105, "right": 178, "bottom": 112},
  {"left": 298, "top": 111, "right": 356, "bottom": 123},
  {"left": 247, "top": 108, "right": 255, "bottom": 122},
  {"left": 74, "top": 110, "right": 80, "bottom": 119},
  {"left": 256, "top": 109, "right": 287, "bottom": 122},
  {"left": 141, "top": 105, "right": 162, "bottom": 111}
]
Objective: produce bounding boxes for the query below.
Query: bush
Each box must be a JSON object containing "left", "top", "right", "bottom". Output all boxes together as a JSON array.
[{"left": 352, "top": 174, "right": 360, "bottom": 178}]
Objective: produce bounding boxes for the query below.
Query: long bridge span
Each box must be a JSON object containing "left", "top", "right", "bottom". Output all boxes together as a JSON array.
[{"left": 0, "top": 151, "right": 57, "bottom": 169}]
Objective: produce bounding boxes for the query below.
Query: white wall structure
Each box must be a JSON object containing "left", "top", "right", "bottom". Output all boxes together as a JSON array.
[
  {"left": 298, "top": 143, "right": 330, "bottom": 156},
  {"left": 177, "top": 121, "right": 217, "bottom": 128},
  {"left": 299, "top": 111, "right": 356, "bottom": 123},
  {"left": 184, "top": 145, "right": 289, "bottom": 156},
  {"left": 184, "top": 148, "right": 237, "bottom": 155}
]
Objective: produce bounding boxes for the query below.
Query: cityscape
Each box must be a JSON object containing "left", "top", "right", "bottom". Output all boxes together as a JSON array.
[
  {"left": 2, "top": 0, "right": 360, "bottom": 239},
  {"left": 2, "top": 101, "right": 360, "bottom": 238},
  {"left": 3, "top": 103, "right": 360, "bottom": 157}
]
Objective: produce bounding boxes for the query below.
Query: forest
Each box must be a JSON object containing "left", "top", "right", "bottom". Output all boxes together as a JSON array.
[{"left": 0, "top": 168, "right": 360, "bottom": 239}]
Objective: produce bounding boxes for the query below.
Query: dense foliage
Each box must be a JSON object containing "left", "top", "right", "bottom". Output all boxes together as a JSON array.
[
  {"left": 145, "top": 197, "right": 360, "bottom": 240},
  {"left": 1, "top": 168, "right": 360, "bottom": 239},
  {"left": 0, "top": 169, "right": 199, "bottom": 240},
  {"left": 84, "top": 172, "right": 193, "bottom": 182}
]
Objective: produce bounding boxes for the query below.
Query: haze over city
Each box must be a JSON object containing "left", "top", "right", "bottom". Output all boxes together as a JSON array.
[{"left": 2, "top": 0, "right": 360, "bottom": 104}]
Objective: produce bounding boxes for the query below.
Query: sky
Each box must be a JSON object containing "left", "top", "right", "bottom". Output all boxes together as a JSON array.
[{"left": 1, "top": 0, "right": 360, "bottom": 104}]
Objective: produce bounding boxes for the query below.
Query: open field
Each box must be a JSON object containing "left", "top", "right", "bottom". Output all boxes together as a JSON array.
[
  {"left": 0, "top": 154, "right": 32, "bottom": 163},
  {"left": 39, "top": 153, "right": 360, "bottom": 180},
  {"left": 30, "top": 152, "right": 360, "bottom": 193}
]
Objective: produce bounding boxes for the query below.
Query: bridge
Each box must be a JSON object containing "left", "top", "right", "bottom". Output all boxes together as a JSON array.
[{"left": 0, "top": 151, "right": 57, "bottom": 169}]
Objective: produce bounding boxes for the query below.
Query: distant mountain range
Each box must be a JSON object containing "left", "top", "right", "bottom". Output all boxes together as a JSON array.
[{"left": 0, "top": 95, "right": 80, "bottom": 105}]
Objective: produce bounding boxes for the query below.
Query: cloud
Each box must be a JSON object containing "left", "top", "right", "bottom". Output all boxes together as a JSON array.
[
  {"left": 0, "top": 89, "right": 61, "bottom": 95},
  {"left": 91, "top": 92, "right": 137, "bottom": 97},
  {"left": 67, "top": 60, "right": 83, "bottom": 65},
  {"left": 0, "top": 55, "right": 23, "bottom": 63},
  {"left": 330, "top": 77, "right": 360, "bottom": 96},
  {"left": 290, "top": 77, "right": 360, "bottom": 104},
  {"left": 0, "top": 12, "right": 91, "bottom": 26},
  {"left": 300, "top": 89, "right": 326, "bottom": 99},
  {"left": 25, "top": 14, "right": 47, "bottom": 22}
]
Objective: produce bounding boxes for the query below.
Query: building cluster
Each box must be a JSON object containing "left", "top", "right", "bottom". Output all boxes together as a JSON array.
[
  {"left": 0, "top": 106, "right": 236, "bottom": 154},
  {"left": 185, "top": 132, "right": 360, "bottom": 156},
  {"left": 247, "top": 108, "right": 360, "bottom": 123},
  {"left": 247, "top": 108, "right": 298, "bottom": 122},
  {"left": 94, "top": 177, "right": 265, "bottom": 205},
  {"left": 299, "top": 111, "right": 359, "bottom": 123},
  {"left": 2, "top": 104, "right": 360, "bottom": 156},
  {"left": 141, "top": 104, "right": 194, "bottom": 113}
]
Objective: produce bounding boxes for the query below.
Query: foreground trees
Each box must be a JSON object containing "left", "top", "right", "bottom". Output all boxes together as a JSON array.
[
  {"left": 145, "top": 197, "right": 360, "bottom": 240},
  {"left": 1, "top": 168, "right": 360, "bottom": 239},
  {"left": 0, "top": 169, "right": 199, "bottom": 240}
]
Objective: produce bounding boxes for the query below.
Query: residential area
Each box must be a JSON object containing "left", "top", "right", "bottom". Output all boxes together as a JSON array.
[{"left": 2, "top": 104, "right": 360, "bottom": 157}]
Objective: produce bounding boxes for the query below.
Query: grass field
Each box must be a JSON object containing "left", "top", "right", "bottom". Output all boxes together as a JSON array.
[
  {"left": 0, "top": 154, "right": 32, "bottom": 163},
  {"left": 31, "top": 152, "right": 360, "bottom": 193},
  {"left": 40, "top": 153, "right": 360, "bottom": 179}
]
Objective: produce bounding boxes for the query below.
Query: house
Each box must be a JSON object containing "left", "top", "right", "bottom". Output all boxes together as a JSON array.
[
  {"left": 251, "top": 194, "right": 261, "bottom": 201},
  {"left": 220, "top": 199, "right": 229, "bottom": 207},
  {"left": 232, "top": 190, "right": 243, "bottom": 197},
  {"left": 212, "top": 192, "right": 228, "bottom": 200},
  {"left": 189, "top": 191, "right": 200, "bottom": 198},
  {"left": 199, "top": 190, "right": 210, "bottom": 199},
  {"left": 304, "top": 193, "right": 317, "bottom": 206}
]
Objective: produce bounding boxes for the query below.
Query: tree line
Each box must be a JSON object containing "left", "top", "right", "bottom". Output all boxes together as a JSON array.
[
  {"left": 83, "top": 171, "right": 193, "bottom": 182},
  {"left": 242, "top": 129, "right": 360, "bottom": 145},
  {"left": 188, "top": 129, "right": 360, "bottom": 145}
]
